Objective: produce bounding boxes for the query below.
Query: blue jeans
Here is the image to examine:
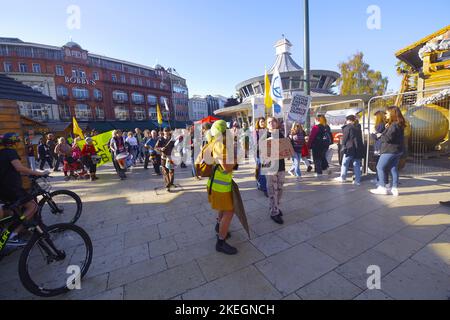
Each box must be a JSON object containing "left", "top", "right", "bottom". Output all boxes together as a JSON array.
[
  {"left": 256, "top": 158, "right": 267, "bottom": 192},
  {"left": 290, "top": 152, "right": 303, "bottom": 177},
  {"left": 340, "top": 154, "right": 362, "bottom": 183},
  {"left": 377, "top": 153, "right": 402, "bottom": 188}
]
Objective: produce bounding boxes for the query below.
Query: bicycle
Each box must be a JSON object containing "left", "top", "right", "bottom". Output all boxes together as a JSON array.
[
  {"left": 0, "top": 199, "right": 93, "bottom": 297},
  {"left": 29, "top": 175, "right": 83, "bottom": 226}
]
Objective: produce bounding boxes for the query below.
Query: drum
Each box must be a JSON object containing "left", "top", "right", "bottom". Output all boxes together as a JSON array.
[
  {"left": 116, "top": 152, "right": 129, "bottom": 170},
  {"left": 91, "top": 155, "right": 102, "bottom": 165}
]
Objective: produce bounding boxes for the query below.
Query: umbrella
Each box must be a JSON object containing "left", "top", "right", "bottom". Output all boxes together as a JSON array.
[
  {"left": 196, "top": 116, "right": 220, "bottom": 124},
  {"left": 231, "top": 180, "right": 251, "bottom": 238}
]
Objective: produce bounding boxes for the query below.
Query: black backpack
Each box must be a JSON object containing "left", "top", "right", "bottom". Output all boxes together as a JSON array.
[{"left": 315, "top": 125, "right": 332, "bottom": 148}]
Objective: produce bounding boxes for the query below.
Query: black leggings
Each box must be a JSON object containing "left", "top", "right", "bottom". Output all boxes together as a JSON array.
[
  {"left": 312, "top": 148, "right": 329, "bottom": 175},
  {"left": 39, "top": 157, "right": 53, "bottom": 170},
  {"left": 83, "top": 156, "right": 97, "bottom": 174}
]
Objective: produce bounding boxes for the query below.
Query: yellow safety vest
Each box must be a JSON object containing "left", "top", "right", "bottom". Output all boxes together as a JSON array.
[{"left": 207, "top": 166, "right": 232, "bottom": 194}]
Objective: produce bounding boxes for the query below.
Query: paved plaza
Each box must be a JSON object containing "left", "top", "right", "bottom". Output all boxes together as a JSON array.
[{"left": 1, "top": 160, "right": 450, "bottom": 300}]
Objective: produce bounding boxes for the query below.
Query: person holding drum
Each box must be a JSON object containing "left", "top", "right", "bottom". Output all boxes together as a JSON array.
[
  {"left": 81, "top": 137, "right": 99, "bottom": 181},
  {"left": 109, "top": 130, "right": 128, "bottom": 180},
  {"left": 155, "top": 128, "right": 176, "bottom": 192}
]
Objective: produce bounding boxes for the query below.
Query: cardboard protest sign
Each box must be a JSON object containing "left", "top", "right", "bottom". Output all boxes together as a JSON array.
[{"left": 288, "top": 94, "right": 312, "bottom": 124}]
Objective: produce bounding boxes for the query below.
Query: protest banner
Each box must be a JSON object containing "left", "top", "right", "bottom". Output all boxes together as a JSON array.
[
  {"left": 77, "top": 131, "right": 113, "bottom": 167},
  {"left": 288, "top": 93, "right": 312, "bottom": 124}
]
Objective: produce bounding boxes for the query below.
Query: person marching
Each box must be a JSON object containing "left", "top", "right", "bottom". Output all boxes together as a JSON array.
[
  {"left": 253, "top": 117, "right": 268, "bottom": 197},
  {"left": 262, "top": 117, "right": 286, "bottom": 225},
  {"left": 109, "top": 130, "right": 128, "bottom": 180},
  {"left": 288, "top": 122, "right": 311, "bottom": 178},
  {"left": 370, "top": 106, "right": 406, "bottom": 197},
  {"left": 308, "top": 115, "right": 332, "bottom": 177},
  {"left": 206, "top": 120, "right": 238, "bottom": 255},
  {"left": 334, "top": 115, "right": 365, "bottom": 186},
  {"left": 81, "top": 137, "right": 99, "bottom": 181},
  {"left": 145, "top": 130, "right": 162, "bottom": 175},
  {"left": 155, "top": 128, "right": 176, "bottom": 192}
]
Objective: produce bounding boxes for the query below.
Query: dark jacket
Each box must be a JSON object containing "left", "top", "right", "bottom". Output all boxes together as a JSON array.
[
  {"left": 380, "top": 123, "right": 404, "bottom": 155},
  {"left": 38, "top": 143, "right": 51, "bottom": 160},
  {"left": 342, "top": 123, "right": 365, "bottom": 159}
]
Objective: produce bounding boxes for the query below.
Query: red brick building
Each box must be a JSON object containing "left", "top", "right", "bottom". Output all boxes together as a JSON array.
[{"left": 0, "top": 38, "right": 187, "bottom": 128}]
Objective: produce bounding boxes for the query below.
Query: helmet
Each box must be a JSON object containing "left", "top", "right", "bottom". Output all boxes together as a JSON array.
[
  {"left": 211, "top": 120, "right": 227, "bottom": 137},
  {"left": 0, "top": 133, "right": 21, "bottom": 146}
]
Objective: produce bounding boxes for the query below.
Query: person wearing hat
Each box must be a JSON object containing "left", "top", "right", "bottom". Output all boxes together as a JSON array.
[
  {"left": 0, "top": 133, "right": 48, "bottom": 246},
  {"left": 207, "top": 120, "right": 238, "bottom": 255},
  {"left": 81, "top": 137, "right": 99, "bottom": 181},
  {"left": 155, "top": 127, "right": 176, "bottom": 192}
]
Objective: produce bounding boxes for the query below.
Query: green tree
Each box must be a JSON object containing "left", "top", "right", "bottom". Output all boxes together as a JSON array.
[{"left": 336, "top": 52, "right": 389, "bottom": 96}]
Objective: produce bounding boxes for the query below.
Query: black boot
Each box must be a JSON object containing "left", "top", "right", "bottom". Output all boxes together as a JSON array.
[
  {"left": 215, "top": 223, "right": 231, "bottom": 240},
  {"left": 216, "top": 239, "right": 238, "bottom": 255}
]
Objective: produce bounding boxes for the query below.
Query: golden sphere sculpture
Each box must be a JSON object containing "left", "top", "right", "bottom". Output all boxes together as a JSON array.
[{"left": 405, "top": 106, "right": 449, "bottom": 151}]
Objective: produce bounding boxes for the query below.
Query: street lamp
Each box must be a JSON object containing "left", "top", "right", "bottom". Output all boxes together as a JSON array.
[{"left": 304, "top": 0, "right": 311, "bottom": 132}]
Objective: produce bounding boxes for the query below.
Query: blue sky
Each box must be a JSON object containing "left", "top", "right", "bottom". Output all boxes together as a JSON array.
[{"left": 1, "top": 0, "right": 449, "bottom": 97}]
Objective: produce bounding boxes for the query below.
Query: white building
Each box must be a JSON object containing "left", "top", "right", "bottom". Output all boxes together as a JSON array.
[
  {"left": 188, "top": 95, "right": 208, "bottom": 121},
  {"left": 214, "top": 95, "right": 229, "bottom": 109}
]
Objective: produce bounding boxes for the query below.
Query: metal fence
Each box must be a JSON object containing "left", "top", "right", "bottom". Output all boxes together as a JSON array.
[{"left": 366, "top": 87, "right": 450, "bottom": 178}]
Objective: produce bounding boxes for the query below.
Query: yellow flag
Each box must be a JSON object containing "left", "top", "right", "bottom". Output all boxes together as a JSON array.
[
  {"left": 73, "top": 117, "right": 85, "bottom": 140},
  {"left": 156, "top": 103, "right": 163, "bottom": 126},
  {"left": 264, "top": 70, "right": 273, "bottom": 110},
  {"left": 77, "top": 131, "right": 113, "bottom": 167}
]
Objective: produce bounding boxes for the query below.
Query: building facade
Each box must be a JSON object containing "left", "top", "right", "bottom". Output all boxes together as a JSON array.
[
  {"left": 167, "top": 68, "right": 189, "bottom": 121},
  {"left": 0, "top": 38, "right": 188, "bottom": 125},
  {"left": 188, "top": 96, "right": 208, "bottom": 121}
]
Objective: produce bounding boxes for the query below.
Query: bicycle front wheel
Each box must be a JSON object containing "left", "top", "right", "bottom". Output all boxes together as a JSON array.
[
  {"left": 18, "top": 224, "right": 93, "bottom": 298},
  {"left": 38, "top": 190, "right": 82, "bottom": 225}
]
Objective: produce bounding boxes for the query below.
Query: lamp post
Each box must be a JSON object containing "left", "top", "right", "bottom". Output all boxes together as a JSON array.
[{"left": 304, "top": 0, "right": 311, "bottom": 132}]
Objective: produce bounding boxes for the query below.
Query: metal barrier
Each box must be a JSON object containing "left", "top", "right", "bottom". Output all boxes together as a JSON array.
[
  {"left": 366, "top": 87, "right": 450, "bottom": 178},
  {"left": 311, "top": 99, "right": 368, "bottom": 172}
]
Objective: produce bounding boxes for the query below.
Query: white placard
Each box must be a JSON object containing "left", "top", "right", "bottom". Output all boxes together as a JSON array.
[
  {"left": 288, "top": 93, "right": 312, "bottom": 124},
  {"left": 252, "top": 97, "right": 266, "bottom": 119}
]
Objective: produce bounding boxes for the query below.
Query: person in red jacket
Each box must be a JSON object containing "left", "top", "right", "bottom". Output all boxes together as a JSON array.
[{"left": 81, "top": 137, "right": 98, "bottom": 181}]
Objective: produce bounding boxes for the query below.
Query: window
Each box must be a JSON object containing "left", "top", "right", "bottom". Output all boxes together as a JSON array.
[
  {"left": 112, "top": 90, "right": 128, "bottom": 103},
  {"left": 120, "top": 74, "right": 126, "bottom": 84},
  {"left": 112, "top": 74, "right": 117, "bottom": 82},
  {"left": 19, "top": 63, "right": 28, "bottom": 73},
  {"left": 134, "top": 107, "right": 146, "bottom": 120},
  {"left": 93, "top": 71, "right": 100, "bottom": 81},
  {"left": 57, "top": 85, "right": 69, "bottom": 97},
  {"left": 146, "top": 80, "right": 151, "bottom": 87},
  {"left": 80, "top": 70, "right": 86, "bottom": 79},
  {"left": 59, "top": 105, "right": 71, "bottom": 120},
  {"left": 72, "top": 68, "right": 78, "bottom": 78},
  {"left": 147, "top": 95, "right": 157, "bottom": 106},
  {"left": 149, "top": 107, "right": 157, "bottom": 120},
  {"left": 94, "top": 89, "right": 103, "bottom": 101},
  {"left": 72, "top": 87, "right": 90, "bottom": 100},
  {"left": 95, "top": 106, "right": 105, "bottom": 120},
  {"left": 3, "top": 62, "right": 12, "bottom": 72},
  {"left": 160, "top": 96, "right": 169, "bottom": 108},
  {"left": 115, "top": 106, "right": 129, "bottom": 121},
  {"left": 138, "top": 78, "right": 143, "bottom": 86},
  {"left": 75, "top": 104, "right": 92, "bottom": 120},
  {"left": 32, "top": 63, "right": 41, "bottom": 73},
  {"left": 130, "top": 77, "right": 136, "bottom": 85},
  {"left": 19, "top": 103, "right": 51, "bottom": 121},
  {"left": 56, "top": 65, "right": 64, "bottom": 76},
  {"left": 132, "top": 92, "right": 145, "bottom": 105}
]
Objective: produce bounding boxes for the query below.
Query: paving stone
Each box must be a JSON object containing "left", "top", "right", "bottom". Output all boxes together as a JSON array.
[
  {"left": 165, "top": 239, "right": 216, "bottom": 268},
  {"left": 158, "top": 216, "right": 203, "bottom": 238},
  {"left": 275, "top": 222, "right": 322, "bottom": 245},
  {"left": 87, "top": 287, "right": 124, "bottom": 300},
  {"left": 149, "top": 237, "right": 178, "bottom": 258},
  {"left": 255, "top": 243, "right": 339, "bottom": 296},
  {"left": 381, "top": 259, "right": 450, "bottom": 300},
  {"left": 335, "top": 250, "right": 400, "bottom": 290},
  {"left": 410, "top": 231, "right": 450, "bottom": 276},
  {"left": 308, "top": 225, "right": 380, "bottom": 263},
  {"left": 61, "top": 273, "right": 110, "bottom": 300},
  {"left": 250, "top": 233, "right": 292, "bottom": 257},
  {"left": 347, "top": 213, "right": 407, "bottom": 241},
  {"left": 373, "top": 234, "right": 424, "bottom": 263},
  {"left": 296, "top": 271, "right": 362, "bottom": 300},
  {"left": 123, "top": 224, "right": 160, "bottom": 248},
  {"left": 282, "top": 293, "right": 302, "bottom": 300},
  {"left": 354, "top": 289, "right": 394, "bottom": 300},
  {"left": 182, "top": 266, "right": 282, "bottom": 300},
  {"left": 304, "top": 209, "right": 354, "bottom": 233},
  {"left": 107, "top": 256, "right": 167, "bottom": 289},
  {"left": 124, "top": 261, "right": 206, "bottom": 300},
  {"left": 196, "top": 242, "right": 265, "bottom": 282}
]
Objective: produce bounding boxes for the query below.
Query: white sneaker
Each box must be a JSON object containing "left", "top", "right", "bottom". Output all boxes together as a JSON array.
[
  {"left": 370, "top": 186, "right": 389, "bottom": 195},
  {"left": 288, "top": 170, "right": 295, "bottom": 177},
  {"left": 353, "top": 181, "right": 361, "bottom": 186},
  {"left": 391, "top": 188, "right": 399, "bottom": 197},
  {"left": 334, "top": 177, "right": 346, "bottom": 183}
]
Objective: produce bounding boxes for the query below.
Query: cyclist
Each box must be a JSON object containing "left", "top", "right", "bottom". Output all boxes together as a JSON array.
[{"left": 0, "top": 133, "right": 48, "bottom": 246}]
